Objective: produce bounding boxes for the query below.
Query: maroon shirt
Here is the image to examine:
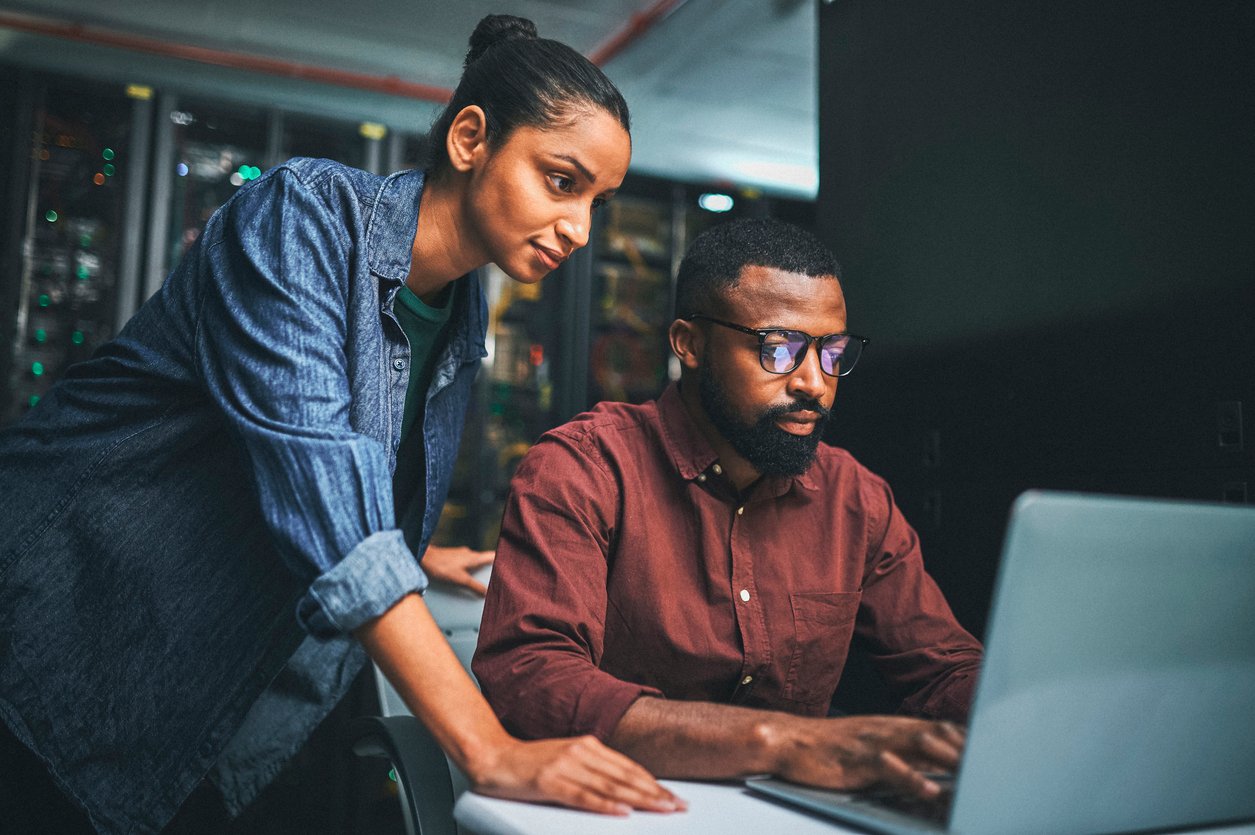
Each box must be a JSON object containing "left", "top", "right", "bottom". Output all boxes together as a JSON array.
[{"left": 474, "top": 383, "right": 982, "bottom": 741}]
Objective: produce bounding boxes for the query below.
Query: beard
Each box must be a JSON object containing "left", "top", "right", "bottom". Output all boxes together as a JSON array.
[{"left": 698, "top": 362, "right": 832, "bottom": 477}]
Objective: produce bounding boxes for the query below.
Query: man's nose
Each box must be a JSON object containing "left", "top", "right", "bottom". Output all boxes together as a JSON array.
[{"left": 786, "top": 343, "right": 829, "bottom": 401}]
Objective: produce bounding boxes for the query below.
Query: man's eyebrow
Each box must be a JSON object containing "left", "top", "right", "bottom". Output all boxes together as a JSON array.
[{"left": 554, "top": 153, "right": 596, "bottom": 184}]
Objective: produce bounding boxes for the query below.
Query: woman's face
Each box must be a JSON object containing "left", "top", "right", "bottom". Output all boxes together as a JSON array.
[{"left": 463, "top": 107, "right": 631, "bottom": 284}]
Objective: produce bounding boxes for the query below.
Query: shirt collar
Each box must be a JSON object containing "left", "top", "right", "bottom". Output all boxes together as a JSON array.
[
  {"left": 655, "top": 382, "right": 822, "bottom": 494},
  {"left": 367, "top": 168, "right": 424, "bottom": 284},
  {"left": 365, "top": 168, "right": 487, "bottom": 363},
  {"left": 656, "top": 382, "right": 720, "bottom": 481}
]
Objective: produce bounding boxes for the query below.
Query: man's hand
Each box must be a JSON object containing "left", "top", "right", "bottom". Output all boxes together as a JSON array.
[
  {"left": 611, "top": 697, "right": 964, "bottom": 800},
  {"left": 422, "top": 544, "right": 494, "bottom": 596},
  {"left": 765, "top": 714, "right": 965, "bottom": 798}
]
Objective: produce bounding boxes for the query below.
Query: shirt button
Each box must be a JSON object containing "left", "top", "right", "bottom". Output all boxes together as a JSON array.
[
  {"left": 392, "top": 358, "right": 406, "bottom": 371},
  {"left": 739, "top": 589, "right": 750, "bottom": 603},
  {"left": 736, "top": 506, "right": 745, "bottom": 516},
  {"left": 697, "top": 474, "right": 707, "bottom": 483},
  {"left": 741, "top": 675, "right": 753, "bottom": 686},
  {"left": 712, "top": 463, "right": 723, "bottom": 475}
]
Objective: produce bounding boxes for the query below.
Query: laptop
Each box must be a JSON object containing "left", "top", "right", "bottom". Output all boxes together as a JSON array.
[{"left": 747, "top": 490, "right": 1255, "bottom": 834}]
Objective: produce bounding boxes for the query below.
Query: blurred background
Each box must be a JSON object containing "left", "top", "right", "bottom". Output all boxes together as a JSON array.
[{"left": 0, "top": 0, "right": 1251, "bottom": 831}]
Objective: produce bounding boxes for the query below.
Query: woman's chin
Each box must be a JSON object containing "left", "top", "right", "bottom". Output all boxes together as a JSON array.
[{"left": 498, "top": 260, "right": 549, "bottom": 285}]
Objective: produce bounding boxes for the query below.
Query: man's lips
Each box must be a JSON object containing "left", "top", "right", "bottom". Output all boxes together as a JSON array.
[
  {"left": 532, "top": 243, "right": 566, "bottom": 270},
  {"left": 775, "top": 412, "right": 821, "bottom": 435}
]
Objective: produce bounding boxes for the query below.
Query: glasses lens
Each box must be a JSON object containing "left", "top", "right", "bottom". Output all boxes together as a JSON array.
[
  {"left": 761, "top": 332, "right": 805, "bottom": 374},
  {"left": 820, "top": 335, "right": 861, "bottom": 376}
]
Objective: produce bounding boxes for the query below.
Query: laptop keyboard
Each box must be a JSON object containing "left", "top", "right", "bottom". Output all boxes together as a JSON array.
[{"left": 858, "top": 786, "right": 953, "bottom": 827}]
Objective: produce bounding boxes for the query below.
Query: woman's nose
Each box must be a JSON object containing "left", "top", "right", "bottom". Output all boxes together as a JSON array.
[{"left": 556, "top": 212, "right": 590, "bottom": 250}]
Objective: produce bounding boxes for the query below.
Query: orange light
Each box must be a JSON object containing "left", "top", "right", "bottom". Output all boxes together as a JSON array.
[
  {"left": 529, "top": 344, "right": 544, "bottom": 366},
  {"left": 93, "top": 173, "right": 106, "bottom": 185}
]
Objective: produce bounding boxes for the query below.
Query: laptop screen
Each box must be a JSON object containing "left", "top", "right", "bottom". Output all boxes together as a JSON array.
[{"left": 951, "top": 491, "right": 1255, "bottom": 835}]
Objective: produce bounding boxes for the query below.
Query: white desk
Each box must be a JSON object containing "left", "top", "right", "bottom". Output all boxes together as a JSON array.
[
  {"left": 453, "top": 780, "right": 1255, "bottom": 835},
  {"left": 454, "top": 779, "right": 851, "bottom": 834}
]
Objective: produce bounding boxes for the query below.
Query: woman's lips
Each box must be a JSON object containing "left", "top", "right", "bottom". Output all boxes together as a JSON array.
[{"left": 532, "top": 243, "right": 564, "bottom": 271}]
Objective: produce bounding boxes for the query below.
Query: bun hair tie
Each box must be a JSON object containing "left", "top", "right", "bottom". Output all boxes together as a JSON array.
[{"left": 465, "top": 14, "right": 539, "bottom": 67}]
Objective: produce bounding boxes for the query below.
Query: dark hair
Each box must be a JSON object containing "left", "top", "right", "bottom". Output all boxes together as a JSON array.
[
  {"left": 675, "top": 218, "right": 842, "bottom": 317},
  {"left": 426, "top": 14, "right": 631, "bottom": 176}
]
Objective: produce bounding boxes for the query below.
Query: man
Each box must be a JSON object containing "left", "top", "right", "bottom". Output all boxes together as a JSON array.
[{"left": 474, "top": 218, "right": 982, "bottom": 798}]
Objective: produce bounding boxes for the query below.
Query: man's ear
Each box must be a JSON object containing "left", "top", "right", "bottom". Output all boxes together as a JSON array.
[
  {"left": 669, "top": 319, "right": 704, "bottom": 372},
  {"left": 446, "top": 105, "right": 489, "bottom": 174}
]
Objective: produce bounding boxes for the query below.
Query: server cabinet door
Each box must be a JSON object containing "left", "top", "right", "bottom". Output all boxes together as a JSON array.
[{"left": 5, "top": 79, "right": 144, "bottom": 424}]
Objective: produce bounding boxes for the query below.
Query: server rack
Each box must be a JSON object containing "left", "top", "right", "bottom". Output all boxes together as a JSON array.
[
  {"left": 1, "top": 75, "right": 148, "bottom": 423},
  {"left": 0, "top": 69, "right": 399, "bottom": 425},
  {"left": 0, "top": 70, "right": 814, "bottom": 554}
]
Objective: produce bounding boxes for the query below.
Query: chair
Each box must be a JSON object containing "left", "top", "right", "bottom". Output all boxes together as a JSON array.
[{"left": 351, "top": 565, "right": 491, "bottom": 835}]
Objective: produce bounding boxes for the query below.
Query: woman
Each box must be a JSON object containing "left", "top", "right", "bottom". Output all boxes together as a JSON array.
[{"left": 0, "top": 14, "right": 681, "bottom": 833}]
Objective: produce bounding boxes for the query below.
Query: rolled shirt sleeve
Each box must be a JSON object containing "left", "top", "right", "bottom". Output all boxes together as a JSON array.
[
  {"left": 474, "top": 428, "right": 663, "bottom": 740},
  {"left": 196, "top": 166, "right": 424, "bottom": 637}
]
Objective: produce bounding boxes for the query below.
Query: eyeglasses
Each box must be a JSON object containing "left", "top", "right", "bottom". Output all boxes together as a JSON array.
[{"left": 685, "top": 314, "right": 868, "bottom": 377}]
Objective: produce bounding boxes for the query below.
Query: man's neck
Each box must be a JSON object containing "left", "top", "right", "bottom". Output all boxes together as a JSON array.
[{"left": 675, "top": 379, "right": 762, "bottom": 492}]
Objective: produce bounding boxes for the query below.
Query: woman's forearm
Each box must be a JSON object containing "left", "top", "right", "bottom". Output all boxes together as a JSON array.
[
  {"left": 353, "top": 592, "right": 508, "bottom": 781},
  {"left": 353, "top": 592, "right": 684, "bottom": 814}
]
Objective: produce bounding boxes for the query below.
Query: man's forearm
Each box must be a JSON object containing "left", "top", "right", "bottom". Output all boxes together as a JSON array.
[
  {"left": 607, "top": 696, "right": 786, "bottom": 779},
  {"left": 608, "top": 695, "right": 967, "bottom": 799}
]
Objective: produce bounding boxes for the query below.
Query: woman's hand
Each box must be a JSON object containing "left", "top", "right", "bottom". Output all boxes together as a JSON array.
[
  {"left": 358, "top": 594, "right": 683, "bottom": 817},
  {"left": 469, "top": 735, "right": 687, "bottom": 816},
  {"left": 422, "top": 545, "right": 494, "bottom": 595}
]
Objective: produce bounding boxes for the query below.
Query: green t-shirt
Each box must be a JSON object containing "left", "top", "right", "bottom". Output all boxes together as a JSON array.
[{"left": 392, "top": 280, "right": 458, "bottom": 547}]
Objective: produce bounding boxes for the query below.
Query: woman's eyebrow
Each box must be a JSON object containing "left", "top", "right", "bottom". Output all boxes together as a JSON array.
[{"left": 553, "top": 153, "right": 596, "bottom": 184}]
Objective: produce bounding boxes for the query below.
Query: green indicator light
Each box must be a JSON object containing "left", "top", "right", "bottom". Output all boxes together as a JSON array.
[
  {"left": 38, "top": 294, "right": 51, "bottom": 307},
  {"left": 71, "top": 331, "right": 85, "bottom": 345},
  {"left": 248, "top": 165, "right": 261, "bottom": 179},
  {"left": 45, "top": 210, "right": 58, "bottom": 223},
  {"left": 34, "top": 328, "right": 47, "bottom": 343},
  {"left": 31, "top": 362, "right": 45, "bottom": 377},
  {"left": 388, "top": 768, "right": 397, "bottom": 783},
  {"left": 28, "top": 395, "right": 40, "bottom": 408},
  {"left": 102, "top": 148, "right": 115, "bottom": 160},
  {"left": 103, "top": 163, "right": 116, "bottom": 177},
  {"left": 77, "top": 265, "right": 90, "bottom": 279}
]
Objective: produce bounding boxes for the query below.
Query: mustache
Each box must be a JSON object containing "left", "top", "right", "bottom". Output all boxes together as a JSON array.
[{"left": 762, "top": 398, "right": 832, "bottom": 421}]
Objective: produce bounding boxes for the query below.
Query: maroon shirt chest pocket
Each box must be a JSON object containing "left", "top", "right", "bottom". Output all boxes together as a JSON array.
[{"left": 784, "top": 591, "right": 862, "bottom": 706}]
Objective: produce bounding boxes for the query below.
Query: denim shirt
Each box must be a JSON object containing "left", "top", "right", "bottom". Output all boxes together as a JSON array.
[{"left": 0, "top": 160, "right": 486, "bottom": 833}]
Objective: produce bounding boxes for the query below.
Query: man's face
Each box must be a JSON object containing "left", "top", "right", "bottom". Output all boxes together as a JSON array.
[{"left": 696, "top": 265, "right": 846, "bottom": 476}]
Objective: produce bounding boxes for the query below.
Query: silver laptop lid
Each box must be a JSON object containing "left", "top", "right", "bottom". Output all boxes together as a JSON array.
[{"left": 952, "top": 491, "right": 1255, "bottom": 835}]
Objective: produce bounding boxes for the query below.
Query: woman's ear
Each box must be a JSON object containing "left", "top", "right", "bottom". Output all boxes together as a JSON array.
[
  {"left": 669, "top": 319, "right": 704, "bottom": 372},
  {"left": 446, "top": 105, "right": 489, "bottom": 174}
]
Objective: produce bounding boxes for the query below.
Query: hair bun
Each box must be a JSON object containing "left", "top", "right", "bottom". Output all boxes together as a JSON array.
[{"left": 465, "top": 14, "right": 539, "bottom": 67}]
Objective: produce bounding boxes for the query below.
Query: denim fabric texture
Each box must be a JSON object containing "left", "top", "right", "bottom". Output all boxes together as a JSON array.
[{"left": 0, "top": 159, "right": 487, "bottom": 833}]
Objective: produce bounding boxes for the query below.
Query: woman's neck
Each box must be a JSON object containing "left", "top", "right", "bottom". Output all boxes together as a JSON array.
[{"left": 407, "top": 173, "right": 486, "bottom": 303}]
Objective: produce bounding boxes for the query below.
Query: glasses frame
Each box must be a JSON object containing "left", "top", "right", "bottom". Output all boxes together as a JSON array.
[{"left": 684, "top": 314, "right": 868, "bottom": 378}]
